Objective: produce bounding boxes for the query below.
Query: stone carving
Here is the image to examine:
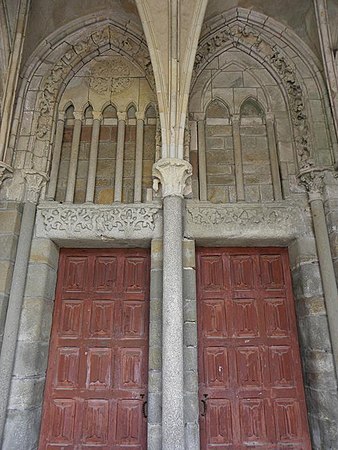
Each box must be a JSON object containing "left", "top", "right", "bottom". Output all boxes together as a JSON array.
[
  {"left": 299, "top": 169, "right": 325, "bottom": 200},
  {"left": 36, "top": 24, "right": 154, "bottom": 140},
  {"left": 184, "top": 120, "right": 191, "bottom": 162},
  {"left": 39, "top": 204, "right": 160, "bottom": 234},
  {"left": 186, "top": 204, "right": 289, "bottom": 226},
  {"left": 0, "top": 162, "right": 13, "bottom": 187},
  {"left": 89, "top": 57, "right": 132, "bottom": 94},
  {"left": 24, "top": 170, "right": 48, "bottom": 203},
  {"left": 153, "top": 158, "right": 192, "bottom": 198},
  {"left": 193, "top": 23, "right": 314, "bottom": 170}
]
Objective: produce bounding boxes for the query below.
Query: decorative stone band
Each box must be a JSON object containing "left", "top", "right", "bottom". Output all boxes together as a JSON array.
[
  {"left": 24, "top": 170, "right": 48, "bottom": 203},
  {"left": 0, "top": 162, "right": 13, "bottom": 187},
  {"left": 36, "top": 202, "right": 162, "bottom": 241},
  {"left": 153, "top": 158, "right": 193, "bottom": 198},
  {"left": 185, "top": 201, "right": 309, "bottom": 241}
]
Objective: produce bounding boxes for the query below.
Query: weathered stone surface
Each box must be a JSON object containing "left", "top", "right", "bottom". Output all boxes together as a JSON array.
[{"left": 2, "top": 407, "right": 41, "bottom": 450}]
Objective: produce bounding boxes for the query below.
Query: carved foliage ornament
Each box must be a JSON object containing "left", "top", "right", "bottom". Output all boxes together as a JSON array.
[
  {"left": 24, "top": 170, "right": 48, "bottom": 203},
  {"left": 36, "top": 25, "right": 154, "bottom": 139},
  {"left": 194, "top": 23, "right": 314, "bottom": 170},
  {"left": 0, "top": 162, "right": 13, "bottom": 188},
  {"left": 186, "top": 204, "right": 289, "bottom": 227},
  {"left": 298, "top": 169, "right": 325, "bottom": 200},
  {"left": 40, "top": 205, "right": 160, "bottom": 234},
  {"left": 89, "top": 57, "right": 132, "bottom": 94},
  {"left": 152, "top": 158, "right": 193, "bottom": 198}
]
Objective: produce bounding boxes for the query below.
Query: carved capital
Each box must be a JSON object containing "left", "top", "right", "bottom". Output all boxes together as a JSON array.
[
  {"left": 0, "top": 162, "right": 13, "bottom": 187},
  {"left": 152, "top": 158, "right": 192, "bottom": 198},
  {"left": 298, "top": 169, "right": 325, "bottom": 201},
  {"left": 24, "top": 170, "right": 49, "bottom": 203}
]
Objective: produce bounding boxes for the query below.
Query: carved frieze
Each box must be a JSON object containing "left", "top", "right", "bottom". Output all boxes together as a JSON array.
[
  {"left": 193, "top": 23, "right": 314, "bottom": 170},
  {"left": 36, "top": 203, "right": 162, "bottom": 240},
  {"left": 185, "top": 201, "right": 308, "bottom": 239}
]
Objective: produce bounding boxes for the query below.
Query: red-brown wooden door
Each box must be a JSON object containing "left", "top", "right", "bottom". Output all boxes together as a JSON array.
[
  {"left": 39, "top": 248, "right": 150, "bottom": 450},
  {"left": 197, "top": 248, "right": 311, "bottom": 449}
]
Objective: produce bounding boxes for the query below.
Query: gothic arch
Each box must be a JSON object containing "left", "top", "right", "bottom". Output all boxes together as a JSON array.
[
  {"left": 192, "top": 8, "right": 337, "bottom": 172},
  {"left": 8, "top": 16, "right": 155, "bottom": 185}
]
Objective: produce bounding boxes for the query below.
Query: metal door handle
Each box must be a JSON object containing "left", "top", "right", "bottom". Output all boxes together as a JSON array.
[
  {"left": 201, "top": 397, "right": 207, "bottom": 416},
  {"left": 142, "top": 400, "right": 148, "bottom": 418}
]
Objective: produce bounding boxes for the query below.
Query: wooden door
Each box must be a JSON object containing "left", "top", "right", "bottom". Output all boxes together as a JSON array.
[
  {"left": 197, "top": 248, "right": 311, "bottom": 449},
  {"left": 39, "top": 249, "right": 150, "bottom": 450}
]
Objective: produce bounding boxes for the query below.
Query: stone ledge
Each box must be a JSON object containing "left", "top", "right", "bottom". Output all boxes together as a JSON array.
[
  {"left": 36, "top": 201, "right": 162, "bottom": 242},
  {"left": 184, "top": 200, "right": 309, "bottom": 243}
]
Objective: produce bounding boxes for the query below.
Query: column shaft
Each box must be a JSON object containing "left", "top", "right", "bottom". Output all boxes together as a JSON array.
[
  {"left": 310, "top": 197, "right": 338, "bottom": 373},
  {"left": 134, "top": 118, "right": 144, "bottom": 203},
  {"left": 65, "top": 117, "right": 82, "bottom": 203},
  {"left": 232, "top": 116, "right": 245, "bottom": 201},
  {"left": 0, "top": 201, "right": 36, "bottom": 444},
  {"left": 162, "top": 195, "right": 184, "bottom": 450},
  {"left": 266, "top": 115, "right": 282, "bottom": 201},
  {"left": 86, "top": 117, "right": 101, "bottom": 203},
  {"left": 114, "top": 115, "right": 126, "bottom": 202},
  {"left": 197, "top": 120, "right": 207, "bottom": 201},
  {"left": 46, "top": 117, "right": 65, "bottom": 200}
]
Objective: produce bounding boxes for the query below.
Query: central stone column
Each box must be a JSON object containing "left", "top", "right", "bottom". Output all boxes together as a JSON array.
[{"left": 153, "top": 158, "right": 192, "bottom": 450}]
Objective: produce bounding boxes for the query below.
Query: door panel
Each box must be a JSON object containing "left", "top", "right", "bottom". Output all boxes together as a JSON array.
[
  {"left": 197, "top": 247, "right": 311, "bottom": 450},
  {"left": 39, "top": 249, "right": 149, "bottom": 450}
]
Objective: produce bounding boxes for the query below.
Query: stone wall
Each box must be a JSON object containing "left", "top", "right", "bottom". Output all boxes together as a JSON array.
[{"left": 2, "top": 237, "right": 59, "bottom": 450}]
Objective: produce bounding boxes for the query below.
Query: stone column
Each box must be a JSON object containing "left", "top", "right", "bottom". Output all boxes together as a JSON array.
[
  {"left": 266, "top": 113, "right": 283, "bottom": 201},
  {"left": 46, "top": 112, "right": 65, "bottom": 200},
  {"left": 134, "top": 113, "right": 145, "bottom": 203},
  {"left": 85, "top": 111, "right": 102, "bottom": 203},
  {"left": 0, "top": 170, "right": 47, "bottom": 445},
  {"left": 65, "top": 112, "right": 82, "bottom": 203},
  {"left": 114, "top": 112, "right": 126, "bottom": 202},
  {"left": 197, "top": 118, "right": 207, "bottom": 201},
  {"left": 232, "top": 114, "right": 245, "bottom": 201},
  {"left": 300, "top": 169, "right": 338, "bottom": 375},
  {"left": 152, "top": 158, "right": 192, "bottom": 450}
]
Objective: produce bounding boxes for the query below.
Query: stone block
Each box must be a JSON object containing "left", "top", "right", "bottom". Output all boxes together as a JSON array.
[
  {"left": 207, "top": 186, "right": 228, "bottom": 203},
  {"left": 148, "top": 346, "right": 161, "bottom": 370},
  {"left": 147, "top": 424, "right": 162, "bottom": 450},
  {"left": 0, "top": 234, "right": 18, "bottom": 261},
  {"left": 185, "top": 422, "right": 200, "bottom": 450},
  {"left": 151, "top": 240, "right": 162, "bottom": 269},
  {"left": 98, "top": 141, "right": 116, "bottom": 159},
  {"left": 207, "top": 174, "right": 235, "bottom": 185},
  {"left": 183, "top": 240, "right": 195, "bottom": 268},
  {"left": 184, "top": 299, "right": 197, "bottom": 322},
  {"left": 13, "top": 341, "right": 50, "bottom": 377},
  {"left": 8, "top": 376, "right": 46, "bottom": 410},
  {"left": 25, "top": 264, "right": 57, "bottom": 300},
  {"left": 124, "top": 142, "right": 136, "bottom": 160},
  {"left": 97, "top": 188, "right": 114, "bottom": 204},
  {"left": 150, "top": 270, "right": 162, "bottom": 300},
  {"left": 184, "top": 370, "right": 198, "bottom": 393},
  {"left": 184, "top": 346, "right": 198, "bottom": 372},
  {"left": 0, "top": 260, "right": 14, "bottom": 295},
  {"left": 292, "top": 262, "right": 323, "bottom": 299},
  {"left": 0, "top": 209, "right": 21, "bottom": 234},
  {"left": 148, "top": 392, "right": 162, "bottom": 425},
  {"left": 19, "top": 297, "right": 54, "bottom": 343},
  {"left": 96, "top": 159, "right": 115, "bottom": 178},
  {"left": 184, "top": 393, "right": 199, "bottom": 423},
  {"left": 148, "top": 369, "right": 161, "bottom": 393},
  {"left": 183, "top": 268, "right": 196, "bottom": 301},
  {"left": 260, "top": 184, "right": 274, "bottom": 202},
  {"left": 306, "top": 386, "right": 338, "bottom": 422},
  {"left": 298, "top": 315, "right": 332, "bottom": 352},
  {"left": 206, "top": 125, "right": 232, "bottom": 137},
  {"left": 244, "top": 185, "right": 260, "bottom": 202},
  {"left": 184, "top": 322, "right": 197, "bottom": 347},
  {"left": 206, "top": 137, "right": 224, "bottom": 150},
  {"left": 29, "top": 238, "right": 59, "bottom": 269},
  {"left": 2, "top": 406, "right": 41, "bottom": 450}
]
